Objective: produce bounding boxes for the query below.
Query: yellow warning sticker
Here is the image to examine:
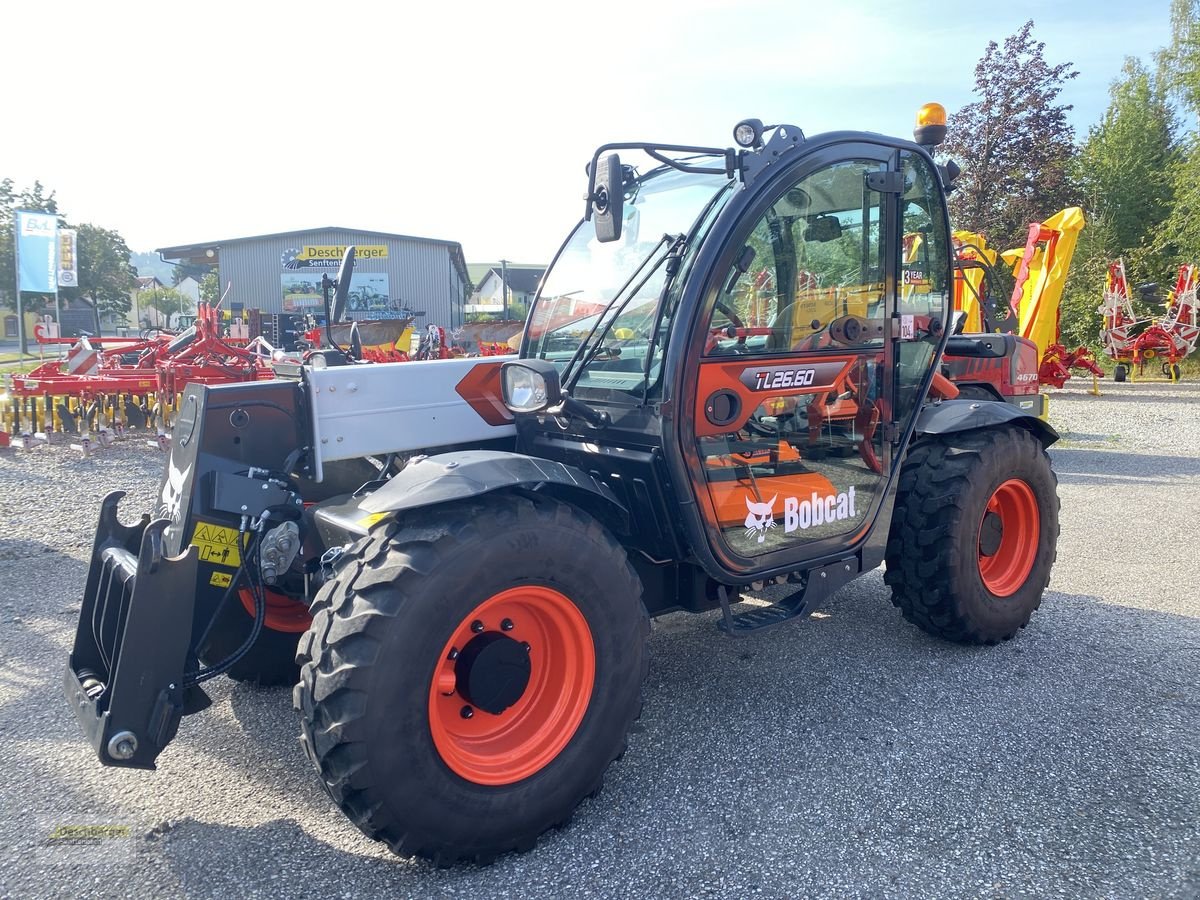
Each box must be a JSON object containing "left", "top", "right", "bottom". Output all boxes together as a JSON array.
[
  {"left": 190, "top": 522, "right": 243, "bottom": 568},
  {"left": 209, "top": 571, "right": 233, "bottom": 588},
  {"left": 357, "top": 512, "right": 391, "bottom": 529}
]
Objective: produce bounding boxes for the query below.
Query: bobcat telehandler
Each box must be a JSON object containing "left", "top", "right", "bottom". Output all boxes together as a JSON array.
[{"left": 65, "top": 103, "right": 1059, "bottom": 864}]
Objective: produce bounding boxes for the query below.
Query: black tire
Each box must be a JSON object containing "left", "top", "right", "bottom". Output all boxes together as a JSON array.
[
  {"left": 1113, "top": 364, "right": 1127, "bottom": 382},
  {"left": 954, "top": 384, "right": 999, "bottom": 402},
  {"left": 1171, "top": 364, "right": 1182, "bottom": 381},
  {"left": 294, "top": 493, "right": 648, "bottom": 864},
  {"left": 196, "top": 595, "right": 303, "bottom": 686},
  {"left": 884, "top": 426, "right": 1059, "bottom": 644}
]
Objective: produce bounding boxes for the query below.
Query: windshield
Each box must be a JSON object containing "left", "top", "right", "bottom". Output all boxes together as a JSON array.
[{"left": 525, "top": 160, "right": 732, "bottom": 399}]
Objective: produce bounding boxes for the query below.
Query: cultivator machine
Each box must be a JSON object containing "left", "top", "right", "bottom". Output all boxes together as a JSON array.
[
  {"left": 1100, "top": 260, "right": 1198, "bottom": 381},
  {"left": 5, "top": 302, "right": 272, "bottom": 440}
]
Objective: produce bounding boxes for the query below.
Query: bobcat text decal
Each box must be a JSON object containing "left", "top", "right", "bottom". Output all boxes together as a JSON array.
[
  {"left": 744, "top": 487, "right": 859, "bottom": 539},
  {"left": 783, "top": 487, "right": 857, "bottom": 532}
]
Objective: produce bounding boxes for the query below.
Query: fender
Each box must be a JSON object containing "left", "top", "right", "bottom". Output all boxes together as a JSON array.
[
  {"left": 357, "top": 450, "right": 630, "bottom": 532},
  {"left": 913, "top": 399, "right": 1058, "bottom": 448}
]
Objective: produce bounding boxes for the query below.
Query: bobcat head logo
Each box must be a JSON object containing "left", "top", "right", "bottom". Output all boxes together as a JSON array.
[{"left": 744, "top": 495, "right": 777, "bottom": 543}]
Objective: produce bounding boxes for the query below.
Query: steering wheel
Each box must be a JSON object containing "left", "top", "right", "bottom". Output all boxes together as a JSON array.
[{"left": 709, "top": 299, "right": 749, "bottom": 353}]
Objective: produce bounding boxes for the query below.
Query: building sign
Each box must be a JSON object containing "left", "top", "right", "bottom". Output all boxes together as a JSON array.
[
  {"left": 58, "top": 229, "right": 79, "bottom": 287},
  {"left": 280, "top": 245, "right": 389, "bottom": 269},
  {"left": 281, "top": 272, "right": 396, "bottom": 315},
  {"left": 16, "top": 211, "right": 58, "bottom": 293}
]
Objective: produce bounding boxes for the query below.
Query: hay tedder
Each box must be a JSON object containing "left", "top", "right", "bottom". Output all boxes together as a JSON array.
[
  {"left": 65, "top": 104, "right": 1060, "bottom": 864},
  {"left": 1100, "top": 259, "right": 1199, "bottom": 381}
]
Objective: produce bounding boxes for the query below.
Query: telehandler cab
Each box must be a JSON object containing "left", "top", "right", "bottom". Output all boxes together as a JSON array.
[{"left": 66, "top": 104, "right": 1059, "bottom": 864}]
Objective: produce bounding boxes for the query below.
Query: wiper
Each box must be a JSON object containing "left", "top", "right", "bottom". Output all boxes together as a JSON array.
[{"left": 558, "top": 233, "right": 674, "bottom": 390}]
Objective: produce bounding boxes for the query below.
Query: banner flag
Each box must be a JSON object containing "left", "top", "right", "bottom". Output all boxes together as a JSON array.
[
  {"left": 58, "top": 229, "right": 78, "bottom": 287},
  {"left": 16, "top": 211, "right": 58, "bottom": 293}
]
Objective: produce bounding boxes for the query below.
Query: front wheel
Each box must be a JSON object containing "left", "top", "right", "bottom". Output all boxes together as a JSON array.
[
  {"left": 884, "top": 427, "right": 1059, "bottom": 644},
  {"left": 294, "top": 493, "right": 648, "bottom": 864}
]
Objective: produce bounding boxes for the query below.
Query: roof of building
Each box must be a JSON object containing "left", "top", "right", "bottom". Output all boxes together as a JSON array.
[
  {"left": 477, "top": 265, "right": 547, "bottom": 295},
  {"left": 157, "top": 227, "right": 471, "bottom": 288},
  {"left": 134, "top": 275, "right": 165, "bottom": 289}
]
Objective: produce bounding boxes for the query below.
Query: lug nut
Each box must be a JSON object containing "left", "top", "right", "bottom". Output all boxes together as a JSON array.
[
  {"left": 521, "top": 641, "right": 531, "bottom": 652},
  {"left": 460, "top": 705, "right": 474, "bottom": 719},
  {"left": 501, "top": 618, "right": 514, "bottom": 631},
  {"left": 448, "top": 648, "right": 459, "bottom": 660},
  {"left": 470, "top": 620, "right": 484, "bottom": 633}
]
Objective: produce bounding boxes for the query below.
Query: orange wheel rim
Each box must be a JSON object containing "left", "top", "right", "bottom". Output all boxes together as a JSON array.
[
  {"left": 428, "top": 586, "right": 595, "bottom": 786},
  {"left": 239, "top": 587, "right": 312, "bottom": 633},
  {"left": 977, "top": 479, "right": 1040, "bottom": 597}
]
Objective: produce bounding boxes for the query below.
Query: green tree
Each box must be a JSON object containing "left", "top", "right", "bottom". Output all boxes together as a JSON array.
[
  {"left": 70, "top": 224, "right": 137, "bottom": 322},
  {"left": 1158, "top": 0, "right": 1200, "bottom": 116},
  {"left": 1157, "top": 1, "right": 1200, "bottom": 267},
  {"left": 942, "top": 21, "right": 1079, "bottom": 248},
  {"left": 200, "top": 271, "right": 221, "bottom": 304},
  {"left": 141, "top": 286, "right": 193, "bottom": 329},
  {"left": 1074, "top": 59, "right": 1177, "bottom": 263}
]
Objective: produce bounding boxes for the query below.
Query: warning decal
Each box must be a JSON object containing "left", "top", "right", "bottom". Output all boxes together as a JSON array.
[
  {"left": 209, "top": 571, "right": 233, "bottom": 588},
  {"left": 190, "top": 522, "right": 242, "bottom": 568}
]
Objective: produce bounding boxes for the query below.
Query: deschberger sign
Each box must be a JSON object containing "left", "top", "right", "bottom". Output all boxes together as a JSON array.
[{"left": 281, "top": 245, "right": 388, "bottom": 269}]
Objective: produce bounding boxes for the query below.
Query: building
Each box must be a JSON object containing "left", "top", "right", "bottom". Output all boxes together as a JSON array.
[
  {"left": 157, "top": 227, "right": 472, "bottom": 330},
  {"left": 466, "top": 263, "right": 546, "bottom": 317}
]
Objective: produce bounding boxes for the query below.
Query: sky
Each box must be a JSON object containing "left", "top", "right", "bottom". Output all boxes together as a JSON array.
[{"left": 4, "top": 0, "right": 1177, "bottom": 267}]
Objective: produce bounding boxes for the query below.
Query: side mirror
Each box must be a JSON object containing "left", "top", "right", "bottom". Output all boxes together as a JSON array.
[
  {"left": 804, "top": 215, "right": 842, "bottom": 243},
  {"left": 950, "top": 309, "right": 968, "bottom": 335},
  {"left": 332, "top": 246, "right": 357, "bottom": 323},
  {"left": 593, "top": 154, "right": 624, "bottom": 243},
  {"left": 501, "top": 358, "right": 562, "bottom": 413}
]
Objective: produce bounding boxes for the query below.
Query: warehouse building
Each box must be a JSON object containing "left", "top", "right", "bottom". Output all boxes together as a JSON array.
[{"left": 157, "top": 227, "right": 472, "bottom": 341}]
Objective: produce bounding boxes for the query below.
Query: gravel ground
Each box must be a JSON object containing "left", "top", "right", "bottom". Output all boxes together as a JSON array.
[{"left": 0, "top": 380, "right": 1197, "bottom": 899}]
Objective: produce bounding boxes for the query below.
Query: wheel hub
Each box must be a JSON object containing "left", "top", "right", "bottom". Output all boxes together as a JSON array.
[
  {"left": 454, "top": 632, "right": 531, "bottom": 715},
  {"left": 979, "top": 510, "right": 1003, "bottom": 557}
]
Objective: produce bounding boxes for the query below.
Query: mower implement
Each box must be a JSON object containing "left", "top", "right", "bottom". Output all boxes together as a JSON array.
[{"left": 64, "top": 103, "right": 1060, "bottom": 864}]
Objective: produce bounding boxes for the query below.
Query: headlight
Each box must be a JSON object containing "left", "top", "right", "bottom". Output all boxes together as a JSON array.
[
  {"left": 504, "top": 366, "right": 547, "bottom": 411},
  {"left": 501, "top": 359, "right": 562, "bottom": 413}
]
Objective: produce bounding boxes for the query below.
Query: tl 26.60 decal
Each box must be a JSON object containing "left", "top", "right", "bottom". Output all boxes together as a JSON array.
[{"left": 740, "top": 361, "right": 847, "bottom": 392}]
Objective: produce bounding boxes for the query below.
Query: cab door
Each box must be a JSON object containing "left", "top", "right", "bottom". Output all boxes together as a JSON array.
[{"left": 679, "top": 145, "right": 950, "bottom": 575}]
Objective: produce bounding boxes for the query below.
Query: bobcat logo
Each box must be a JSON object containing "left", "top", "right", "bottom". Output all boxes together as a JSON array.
[
  {"left": 744, "top": 495, "right": 777, "bottom": 544},
  {"left": 157, "top": 457, "right": 191, "bottom": 526}
]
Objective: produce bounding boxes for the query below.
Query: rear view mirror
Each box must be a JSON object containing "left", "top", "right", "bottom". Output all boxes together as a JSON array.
[
  {"left": 593, "top": 154, "right": 624, "bottom": 243},
  {"left": 332, "top": 246, "right": 357, "bottom": 323},
  {"left": 804, "top": 216, "right": 842, "bottom": 243}
]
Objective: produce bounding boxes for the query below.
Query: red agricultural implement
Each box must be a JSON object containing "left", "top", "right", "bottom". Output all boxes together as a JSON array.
[
  {"left": 7, "top": 302, "right": 272, "bottom": 436},
  {"left": 1100, "top": 260, "right": 1199, "bottom": 381}
]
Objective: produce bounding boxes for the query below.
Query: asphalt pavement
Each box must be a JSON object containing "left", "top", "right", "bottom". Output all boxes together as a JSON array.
[{"left": 0, "top": 380, "right": 1197, "bottom": 899}]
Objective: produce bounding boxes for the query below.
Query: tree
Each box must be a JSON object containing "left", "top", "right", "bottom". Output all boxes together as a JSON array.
[
  {"left": 200, "top": 271, "right": 221, "bottom": 304},
  {"left": 141, "top": 285, "right": 192, "bottom": 329},
  {"left": 1157, "top": 1, "right": 1200, "bottom": 267},
  {"left": 172, "top": 262, "right": 212, "bottom": 285},
  {"left": 1158, "top": 0, "right": 1200, "bottom": 117},
  {"left": 943, "top": 21, "right": 1079, "bottom": 248},
  {"left": 1074, "top": 59, "right": 1177, "bottom": 264},
  {"left": 71, "top": 224, "right": 137, "bottom": 322}
]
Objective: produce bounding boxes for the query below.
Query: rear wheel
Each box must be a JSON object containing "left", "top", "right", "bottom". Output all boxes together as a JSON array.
[
  {"left": 294, "top": 493, "right": 648, "bottom": 864},
  {"left": 1114, "top": 364, "right": 1127, "bottom": 382},
  {"left": 1170, "top": 363, "right": 1182, "bottom": 381},
  {"left": 884, "top": 427, "right": 1059, "bottom": 644}
]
